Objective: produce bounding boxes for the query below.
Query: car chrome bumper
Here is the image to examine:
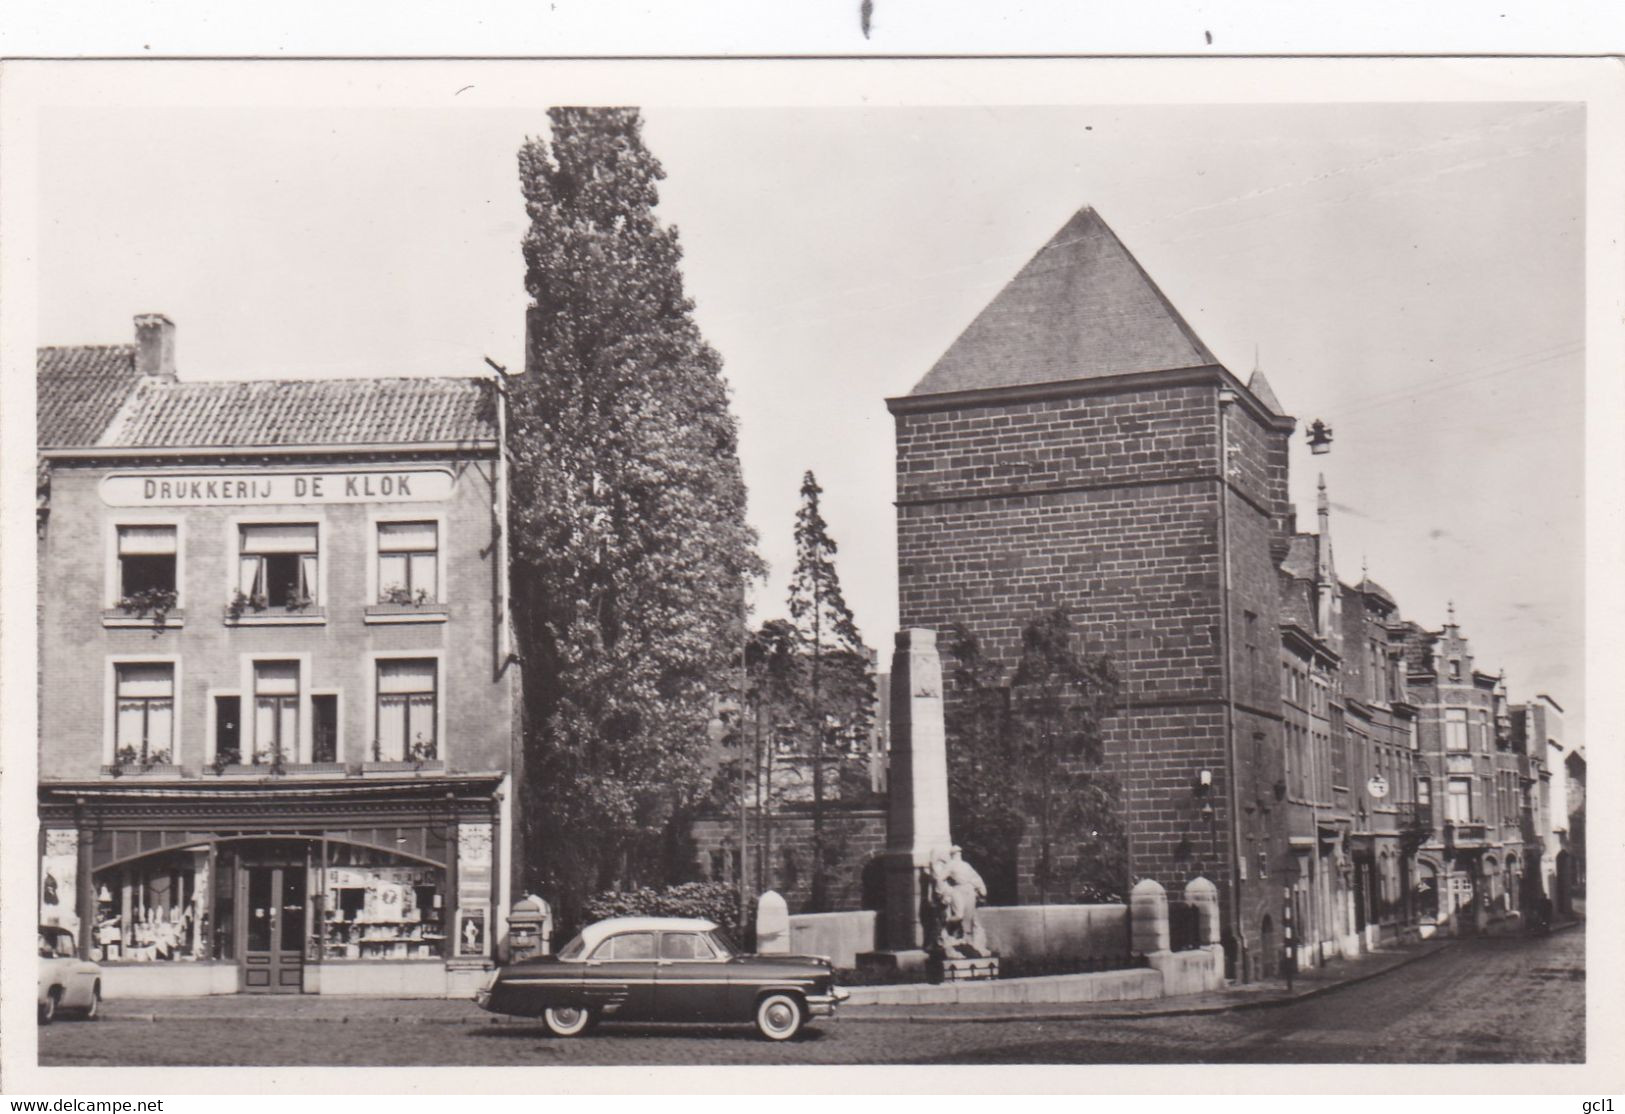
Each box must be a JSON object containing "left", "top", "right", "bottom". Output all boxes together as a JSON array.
[{"left": 806, "top": 987, "right": 850, "bottom": 1018}]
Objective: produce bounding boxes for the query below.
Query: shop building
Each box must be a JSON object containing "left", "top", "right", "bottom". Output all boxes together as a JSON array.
[{"left": 36, "top": 315, "right": 521, "bottom": 997}]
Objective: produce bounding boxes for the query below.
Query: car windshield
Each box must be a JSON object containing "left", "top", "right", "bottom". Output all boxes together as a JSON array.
[
  {"left": 704, "top": 928, "right": 737, "bottom": 958},
  {"left": 555, "top": 932, "right": 586, "bottom": 961},
  {"left": 39, "top": 931, "right": 73, "bottom": 958}
]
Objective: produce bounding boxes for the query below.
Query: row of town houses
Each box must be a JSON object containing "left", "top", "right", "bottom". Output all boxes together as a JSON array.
[{"left": 36, "top": 206, "right": 1583, "bottom": 998}]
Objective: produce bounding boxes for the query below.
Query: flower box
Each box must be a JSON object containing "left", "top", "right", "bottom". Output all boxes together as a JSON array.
[
  {"left": 103, "top": 764, "right": 183, "bottom": 779},
  {"left": 102, "top": 608, "right": 186, "bottom": 630},
  {"left": 225, "top": 606, "right": 327, "bottom": 627},
  {"left": 363, "top": 603, "right": 449, "bottom": 625},
  {"left": 361, "top": 760, "right": 446, "bottom": 775}
]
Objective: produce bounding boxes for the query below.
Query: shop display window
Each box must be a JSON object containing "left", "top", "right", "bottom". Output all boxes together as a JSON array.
[
  {"left": 92, "top": 849, "right": 210, "bottom": 963},
  {"left": 320, "top": 844, "right": 446, "bottom": 960}
]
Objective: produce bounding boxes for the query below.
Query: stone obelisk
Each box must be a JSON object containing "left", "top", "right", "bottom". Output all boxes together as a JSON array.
[{"left": 879, "top": 628, "right": 953, "bottom": 954}]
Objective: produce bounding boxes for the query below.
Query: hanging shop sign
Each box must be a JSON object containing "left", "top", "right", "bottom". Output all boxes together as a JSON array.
[{"left": 101, "top": 468, "right": 455, "bottom": 507}]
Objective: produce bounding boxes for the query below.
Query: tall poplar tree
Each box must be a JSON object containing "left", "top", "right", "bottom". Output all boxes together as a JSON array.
[
  {"left": 787, "top": 470, "right": 874, "bottom": 911},
  {"left": 508, "top": 108, "right": 761, "bottom": 915}
]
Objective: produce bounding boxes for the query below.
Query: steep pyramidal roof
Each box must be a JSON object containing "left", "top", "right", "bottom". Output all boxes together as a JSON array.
[{"left": 909, "top": 206, "right": 1219, "bottom": 397}]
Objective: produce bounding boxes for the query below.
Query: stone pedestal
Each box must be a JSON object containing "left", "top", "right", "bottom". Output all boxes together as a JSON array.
[
  {"left": 756, "top": 890, "right": 790, "bottom": 954},
  {"left": 860, "top": 629, "right": 955, "bottom": 967}
]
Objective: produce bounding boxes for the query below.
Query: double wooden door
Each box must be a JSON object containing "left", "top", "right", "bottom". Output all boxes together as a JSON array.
[{"left": 239, "top": 861, "right": 307, "bottom": 993}]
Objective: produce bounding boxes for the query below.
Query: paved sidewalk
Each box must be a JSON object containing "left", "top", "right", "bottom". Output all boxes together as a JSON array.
[{"left": 95, "top": 930, "right": 1493, "bottom": 1026}]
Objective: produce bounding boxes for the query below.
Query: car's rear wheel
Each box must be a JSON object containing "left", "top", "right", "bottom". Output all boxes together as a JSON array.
[
  {"left": 84, "top": 983, "right": 102, "bottom": 1020},
  {"left": 755, "top": 993, "right": 804, "bottom": 1041},
  {"left": 39, "top": 989, "right": 60, "bottom": 1025},
  {"left": 541, "top": 1006, "right": 592, "bottom": 1037}
]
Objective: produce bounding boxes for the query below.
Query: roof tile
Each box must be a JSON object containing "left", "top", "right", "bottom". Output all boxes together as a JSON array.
[{"left": 36, "top": 345, "right": 143, "bottom": 448}]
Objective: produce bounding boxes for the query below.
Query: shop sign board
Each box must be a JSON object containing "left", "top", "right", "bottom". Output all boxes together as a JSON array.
[{"left": 101, "top": 468, "right": 455, "bottom": 507}]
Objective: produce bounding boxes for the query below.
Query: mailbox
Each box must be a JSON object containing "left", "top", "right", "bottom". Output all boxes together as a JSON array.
[{"left": 504, "top": 893, "right": 552, "bottom": 963}]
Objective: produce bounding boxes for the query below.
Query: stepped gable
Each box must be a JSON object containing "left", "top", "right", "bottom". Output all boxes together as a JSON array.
[
  {"left": 909, "top": 205, "right": 1219, "bottom": 398},
  {"left": 36, "top": 345, "right": 142, "bottom": 448}
]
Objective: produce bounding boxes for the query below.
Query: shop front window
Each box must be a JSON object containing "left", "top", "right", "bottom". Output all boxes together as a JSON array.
[
  {"left": 91, "top": 849, "right": 210, "bottom": 963},
  {"left": 320, "top": 844, "right": 446, "bottom": 961}
]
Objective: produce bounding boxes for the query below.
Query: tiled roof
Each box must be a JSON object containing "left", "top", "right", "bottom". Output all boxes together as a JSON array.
[
  {"left": 909, "top": 206, "right": 1219, "bottom": 397},
  {"left": 36, "top": 345, "right": 143, "bottom": 448},
  {"left": 1246, "top": 369, "right": 1284, "bottom": 415},
  {"left": 102, "top": 376, "right": 496, "bottom": 449}
]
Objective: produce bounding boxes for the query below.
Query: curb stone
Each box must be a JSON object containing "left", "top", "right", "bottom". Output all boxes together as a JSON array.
[{"left": 100, "top": 927, "right": 1580, "bottom": 1027}]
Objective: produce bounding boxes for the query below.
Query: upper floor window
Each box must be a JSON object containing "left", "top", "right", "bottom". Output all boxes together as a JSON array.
[
  {"left": 1476, "top": 709, "right": 1491, "bottom": 752},
  {"left": 118, "top": 525, "right": 178, "bottom": 599},
  {"left": 115, "top": 663, "right": 174, "bottom": 764},
  {"left": 1444, "top": 708, "right": 1468, "bottom": 751},
  {"left": 376, "top": 659, "right": 437, "bottom": 762},
  {"left": 1448, "top": 658, "right": 1462, "bottom": 682},
  {"left": 377, "top": 521, "right": 439, "bottom": 604},
  {"left": 239, "top": 524, "right": 318, "bottom": 608},
  {"left": 1446, "top": 777, "right": 1473, "bottom": 823},
  {"left": 252, "top": 661, "right": 300, "bottom": 765}
]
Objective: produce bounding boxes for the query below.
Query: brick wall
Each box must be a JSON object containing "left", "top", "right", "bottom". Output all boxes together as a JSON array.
[
  {"left": 38, "top": 455, "right": 517, "bottom": 779},
  {"left": 690, "top": 802, "right": 887, "bottom": 914}
]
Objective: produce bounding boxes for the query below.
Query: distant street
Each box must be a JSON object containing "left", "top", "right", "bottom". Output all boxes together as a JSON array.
[{"left": 40, "top": 926, "right": 1583, "bottom": 1066}]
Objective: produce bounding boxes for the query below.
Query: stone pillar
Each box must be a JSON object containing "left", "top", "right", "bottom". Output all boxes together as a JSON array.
[
  {"left": 880, "top": 629, "right": 953, "bottom": 951},
  {"left": 1184, "top": 876, "right": 1220, "bottom": 945},
  {"left": 756, "top": 890, "right": 789, "bottom": 954},
  {"left": 1130, "top": 878, "right": 1170, "bottom": 955}
]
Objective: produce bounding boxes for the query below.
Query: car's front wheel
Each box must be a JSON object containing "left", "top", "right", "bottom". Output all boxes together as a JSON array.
[
  {"left": 541, "top": 1006, "right": 592, "bottom": 1037},
  {"left": 755, "top": 993, "right": 804, "bottom": 1041}
]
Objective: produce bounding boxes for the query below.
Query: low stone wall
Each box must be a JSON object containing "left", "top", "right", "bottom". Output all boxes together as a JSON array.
[
  {"left": 1146, "top": 945, "right": 1224, "bottom": 996},
  {"left": 788, "top": 910, "right": 877, "bottom": 968},
  {"left": 978, "top": 904, "right": 1128, "bottom": 960},
  {"left": 844, "top": 968, "right": 1163, "bottom": 1006}
]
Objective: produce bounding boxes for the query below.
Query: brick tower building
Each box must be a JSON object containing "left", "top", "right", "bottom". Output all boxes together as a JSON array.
[{"left": 888, "top": 207, "right": 1295, "bottom": 980}]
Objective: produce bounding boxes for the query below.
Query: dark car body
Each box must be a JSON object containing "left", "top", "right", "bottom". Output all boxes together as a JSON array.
[{"left": 476, "top": 916, "right": 846, "bottom": 1037}]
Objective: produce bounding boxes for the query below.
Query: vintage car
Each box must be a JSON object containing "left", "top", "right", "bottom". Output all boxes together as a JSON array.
[
  {"left": 476, "top": 916, "right": 848, "bottom": 1040},
  {"left": 39, "top": 925, "right": 102, "bottom": 1024}
]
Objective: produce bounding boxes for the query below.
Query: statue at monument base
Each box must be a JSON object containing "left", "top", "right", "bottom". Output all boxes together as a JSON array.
[{"left": 924, "top": 846, "right": 991, "bottom": 959}]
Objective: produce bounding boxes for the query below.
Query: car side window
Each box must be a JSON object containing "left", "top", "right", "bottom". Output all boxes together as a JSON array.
[
  {"left": 595, "top": 932, "right": 656, "bottom": 961},
  {"left": 660, "top": 932, "right": 716, "bottom": 960}
]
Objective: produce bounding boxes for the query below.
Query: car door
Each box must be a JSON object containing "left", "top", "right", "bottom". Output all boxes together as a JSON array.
[
  {"left": 581, "top": 931, "right": 658, "bottom": 1019},
  {"left": 655, "top": 931, "right": 731, "bottom": 1021}
]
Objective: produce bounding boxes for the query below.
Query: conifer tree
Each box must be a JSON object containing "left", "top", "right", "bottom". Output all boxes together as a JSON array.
[
  {"left": 508, "top": 108, "right": 761, "bottom": 915},
  {"left": 787, "top": 470, "right": 874, "bottom": 910}
]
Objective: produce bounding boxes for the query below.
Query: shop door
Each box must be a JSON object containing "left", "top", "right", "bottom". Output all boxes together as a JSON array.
[{"left": 240, "top": 864, "right": 306, "bottom": 993}]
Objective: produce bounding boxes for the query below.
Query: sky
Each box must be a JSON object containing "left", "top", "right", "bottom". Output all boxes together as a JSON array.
[{"left": 34, "top": 99, "right": 1586, "bottom": 737}]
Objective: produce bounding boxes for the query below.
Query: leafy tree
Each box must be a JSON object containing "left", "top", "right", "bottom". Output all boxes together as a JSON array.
[
  {"left": 508, "top": 108, "right": 761, "bottom": 920},
  {"left": 942, "top": 626, "right": 1025, "bottom": 906},
  {"left": 786, "top": 470, "right": 875, "bottom": 910},
  {"left": 1010, "top": 607, "right": 1124, "bottom": 903},
  {"left": 943, "top": 608, "right": 1124, "bottom": 905}
]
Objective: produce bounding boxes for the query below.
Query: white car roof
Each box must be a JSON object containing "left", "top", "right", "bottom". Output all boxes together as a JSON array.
[{"left": 576, "top": 916, "right": 718, "bottom": 954}]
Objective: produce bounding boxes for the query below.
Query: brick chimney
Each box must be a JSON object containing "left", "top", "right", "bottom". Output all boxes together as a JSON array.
[{"left": 133, "top": 313, "right": 176, "bottom": 379}]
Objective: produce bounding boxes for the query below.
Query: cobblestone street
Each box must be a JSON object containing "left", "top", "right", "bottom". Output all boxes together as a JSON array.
[{"left": 39, "top": 926, "right": 1583, "bottom": 1066}]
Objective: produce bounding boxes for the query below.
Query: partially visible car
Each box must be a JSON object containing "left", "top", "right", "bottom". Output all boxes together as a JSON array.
[
  {"left": 476, "top": 916, "right": 848, "bottom": 1041},
  {"left": 39, "top": 925, "right": 102, "bottom": 1024}
]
